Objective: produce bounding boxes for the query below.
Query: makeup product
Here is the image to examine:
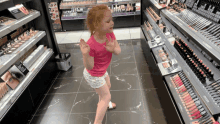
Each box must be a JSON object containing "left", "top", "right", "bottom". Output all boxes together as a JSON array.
[{"left": 23, "top": 45, "right": 45, "bottom": 69}]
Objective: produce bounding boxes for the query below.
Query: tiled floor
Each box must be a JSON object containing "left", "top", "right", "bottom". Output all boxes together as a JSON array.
[
  {"left": 28, "top": 38, "right": 167, "bottom": 124},
  {"left": 55, "top": 27, "right": 141, "bottom": 44}
]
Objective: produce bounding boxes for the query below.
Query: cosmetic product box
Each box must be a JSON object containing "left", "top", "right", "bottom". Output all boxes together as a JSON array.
[
  {"left": 23, "top": 45, "right": 44, "bottom": 69},
  {"left": 76, "top": 8, "right": 83, "bottom": 13},
  {"left": 8, "top": 61, "right": 29, "bottom": 83},
  {"left": 19, "top": 45, "right": 37, "bottom": 62}
]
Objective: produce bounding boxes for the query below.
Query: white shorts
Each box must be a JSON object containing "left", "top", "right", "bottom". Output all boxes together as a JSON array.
[{"left": 83, "top": 68, "right": 108, "bottom": 89}]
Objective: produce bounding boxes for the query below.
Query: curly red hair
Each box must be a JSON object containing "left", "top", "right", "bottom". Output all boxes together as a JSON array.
[{"left": 85, "top": 4, "right": 110, "bottom": 36}]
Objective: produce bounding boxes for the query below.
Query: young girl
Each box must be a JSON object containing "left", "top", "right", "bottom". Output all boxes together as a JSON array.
[{"left": 79, "top": 4, "right": 121, "bottom": 124}]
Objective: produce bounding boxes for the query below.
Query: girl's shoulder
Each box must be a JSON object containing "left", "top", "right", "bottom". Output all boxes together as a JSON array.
[
  {"left": 106, "top": 32, "right": 116, "bottom": 40},
  {"left": 86, "top": 36, "right": 96, "bottom": 47}
]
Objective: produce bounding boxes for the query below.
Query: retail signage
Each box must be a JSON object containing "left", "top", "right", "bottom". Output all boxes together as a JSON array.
[
  {"left": 8, "top": 4, "right": 27, "bottom": 19},
  {"left": 48, "top": 2, "right": 62, "bottom": 31}
]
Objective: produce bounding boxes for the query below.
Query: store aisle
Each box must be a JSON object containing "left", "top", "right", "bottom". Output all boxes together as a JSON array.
[
  {"left": 28, "top": 32, "right": 167, "bottom": 124},
  {"left": 55, "top": 27, "right": 141, "bottom": 44}
]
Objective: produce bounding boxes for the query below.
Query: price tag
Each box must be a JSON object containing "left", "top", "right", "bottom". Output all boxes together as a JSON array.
[{"left": 203, "top": 42, "right": 212, "bottom": 49}]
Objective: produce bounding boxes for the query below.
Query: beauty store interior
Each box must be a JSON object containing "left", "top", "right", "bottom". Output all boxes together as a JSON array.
[{"left": 1, "top": 0, "right": 220, "bottom": 124}]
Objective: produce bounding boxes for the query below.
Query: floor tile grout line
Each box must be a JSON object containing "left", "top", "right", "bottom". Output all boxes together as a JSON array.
[
  {"left": 59, "top": 32, "right": 70, "bottom": 44},
  {"left": 55, "top": 73, "right": 152, "bottom": 79},
  {"left": 28, "top": 88, "right": 35, "bottom": 107},
  {"left": 61, "top": 31, "right": 84, "bottom": 44},
  {"left": 129, "top": 28, "right": 131, "bottom": 40},
  {"left": 106, "top": 113, "right": 107, "bottom": 124},
  {"left": 33, "top": 109, "right": 149, "bottom": 116},
  {"left": 28, "top": 71, "right": 61, "bottom": 124},
  {"left": 45, "top": 88, "right": 155, "bottom": 95},
  {"left": 131, "top": 39, "right": 147, "bottom": 112},
  {"left": 66, "top": 76, "right": 84, "bottom": 124}
]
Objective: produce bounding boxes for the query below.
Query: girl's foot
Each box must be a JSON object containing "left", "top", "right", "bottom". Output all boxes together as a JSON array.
[{"left": 97, "top": 101, "right": 116, "bottom": 110}]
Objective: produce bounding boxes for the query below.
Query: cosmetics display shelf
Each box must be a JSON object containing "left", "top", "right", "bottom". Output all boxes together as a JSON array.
[
  {"left": 0, "top": 31, "right": 46, "bottom": 76},
  {"left": 0, "top": 0, "right": 13, "bottom": 12},
  {"left": 145, "top": 9, "right": 220, "bottom": 118},
  {"left": 161, "top": 9, "right": 220, "bottom": 65},
  {"left": 164, "top": 73, "right": 214, "bottom": 124},
  {"left": 61, "top": 11, "right": 140, "bottom": 20},
  {"left": 60, "top": 0, "right": 140, "bottom": 9},
  {"left": 151, "top": 45, "right": 174, "bottom": 63},
  {"left": 0, "top": 48, "right": 53, "bottom": 121},
  {"left": 149, "top": 0, "right": 165, "bottom": 10},
  {"left": 0, "top": 10, "right": 40, "bottom": 39}
]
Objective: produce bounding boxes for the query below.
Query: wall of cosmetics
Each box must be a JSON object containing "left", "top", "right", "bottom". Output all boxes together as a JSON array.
[
  {"left": 0, "top": 1, "right": 57, "bottom": 123},
  {"left": 141, "top": 0, "right": 220, "bottom": 123},
  {"left": 56, "top": 0, "right": 140, "bottom": 31}
]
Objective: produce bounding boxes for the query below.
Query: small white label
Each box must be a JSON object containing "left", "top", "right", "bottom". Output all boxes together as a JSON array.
[
  {"left": 203, "top": 96, "right": 209, "bottom": 103},
  {"left": 203, "top": 42, "right": 212, "bottom": 49},
  {"left": 169, "top": 83, "right": 172, "bottom": 87},
  {"left": 185, "top": 70, "right": 190, "bottom": 77},
  {"left": 178, "top": 103, "right": 183, "bottom": 112}
]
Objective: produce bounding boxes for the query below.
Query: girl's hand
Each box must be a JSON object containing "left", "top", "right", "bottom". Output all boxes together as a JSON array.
[
  {"left": 104, "top": 37, "right": 116, "bottom": 53},
  {"left": 79, "top": 38, "right": 90, "bottom": 56}
]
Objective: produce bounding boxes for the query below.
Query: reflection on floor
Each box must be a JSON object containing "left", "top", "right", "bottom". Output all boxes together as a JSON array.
[{"left": 28, "top": 39, "right": 167, "bottom": 124}]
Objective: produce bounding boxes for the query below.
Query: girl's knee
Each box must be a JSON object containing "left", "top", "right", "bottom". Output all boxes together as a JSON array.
[
  {"left": 108, "top": 84, "right": 111, "bottom": 89},
  {"left": 102, "top": 93, "right": 111, "bottom": 101}
]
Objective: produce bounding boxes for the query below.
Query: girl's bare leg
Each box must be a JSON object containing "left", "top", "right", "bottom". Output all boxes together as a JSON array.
[{"left": 94, "top": 84, "right": 111, "bottom": 124}]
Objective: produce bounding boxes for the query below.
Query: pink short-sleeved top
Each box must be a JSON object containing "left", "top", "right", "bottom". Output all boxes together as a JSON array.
[{"left": 86, "top": 32, "right": 116, "bottom": 77}]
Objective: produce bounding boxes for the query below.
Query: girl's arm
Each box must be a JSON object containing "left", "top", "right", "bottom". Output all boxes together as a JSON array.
[
  {"left": 113, "top": 40, "right": 121, "bottom": 55},
  {"left": 83, "top": 54, "right": 94, "bottom": 70}
]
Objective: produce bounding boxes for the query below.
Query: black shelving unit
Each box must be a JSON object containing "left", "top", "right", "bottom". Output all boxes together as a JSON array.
[{"left": 0, "top": 0, "right": 59, "bottom": 123}]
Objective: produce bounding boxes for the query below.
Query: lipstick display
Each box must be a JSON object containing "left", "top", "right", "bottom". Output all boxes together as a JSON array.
[
  {"left": 146, "top": 7, "right": 161, "bottom": 22},
  {"left": 167, "top": 2, "right": 186, "bottom": 13},
  {"left": 192, "top": 0, "right": 220, "bottom": 23},
  {"left": 174, "top": 37, "right": 214, "bottom": 83},
  {"left": 170, "top": 71, "right": 218, "bottom": 123}
]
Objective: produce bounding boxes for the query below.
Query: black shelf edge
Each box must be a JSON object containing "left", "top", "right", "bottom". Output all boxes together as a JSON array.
[
  {"left": 145, "top": 9, "right": 220, "bottom": 116},
  {"left": 161, "top": 9, "right": 220, "bottom": 65},
  {"left": 60, "top": 0, "right": 140, "bottom": 9},
  {"left": 0, "top": 0, "right": 14, "bottom": 12},
  {"left": 61, "top": 11, "right": 140, "bottom": 20},
  {"left": 0, "top": 10, "right": 40, "bottom": 38},
  {"left": 13, "top": 0, "right": 32, "bottom": 5}
]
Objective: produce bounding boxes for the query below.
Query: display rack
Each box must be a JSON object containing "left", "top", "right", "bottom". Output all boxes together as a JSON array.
[
  {"left": 60, "top": 0, "right": 140, "bottom": 9},
  {"left": 0, "top": 0, "right": 59, "bottom": 123},
  {"left": 141, "top": 0, "right": 220, "bottom": 123},
  {"left": 61, "top": 11, "right": 140, "bottom": 20},
  {"left": 146, "top": 9, "right": 220, "bottom": 117},
  {"left": 49, "top": 0, "right": 141, "bottom": 31},
  {"left": 0, "top": 31, "right": 45, "bottom": 75},
  {"left": 0, "top": 49, "right": 53, "bottom": 121},
  {"left": 161, "top": 9, "right": 220, "bottom": 65}
]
